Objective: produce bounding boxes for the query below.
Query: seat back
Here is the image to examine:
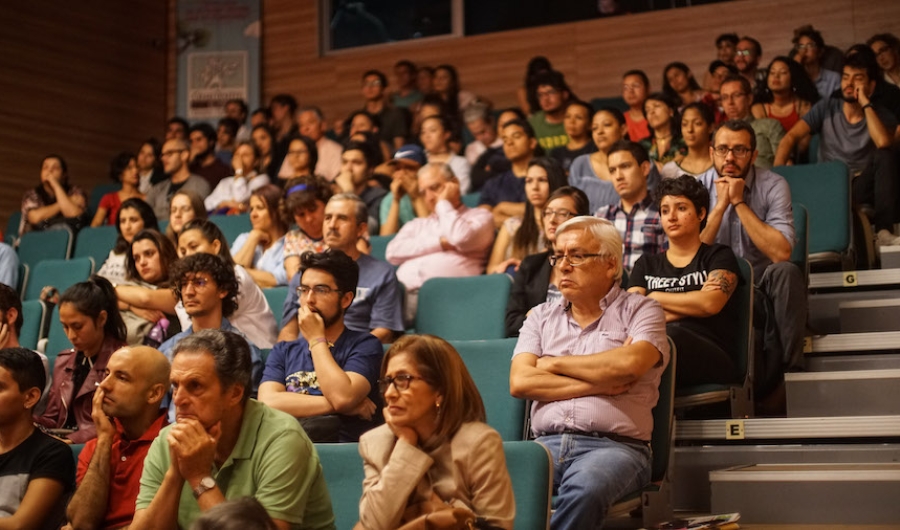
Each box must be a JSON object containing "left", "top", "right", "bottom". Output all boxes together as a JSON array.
[
  {"left": 791, "top": 203, "right": 809, "bottom": 285},
  {"left": 369, "top": 234, "right": 395, "bottom": 262},
  {"left": 45, "top": 305, "right": 69, "bottom": 367},
  {"left": 263, "top": 287, "right": 289, "bottom": 328},
  {"left": 19, "top": 300, "right": 46, "bottom": 351},
  {"left": 451, "top": 339, "right": 525, "bottom": 441},
  {"left": 74, "top": 225, "right": 119, "bottom": 264},
  {"left": 461, "top": 192, "right": 481, "bottom": 209},
  {"left": 88, "top": 183, "right": 122, "bottom": 214},
  {"left": 775, "top": 161, "right": 851, "bottom": 261},
  {"left": 731, "top": 257, "right": 754, "bottom": 385},
  {"left": 589, "top": 96, "right": 629, "bottom": 112},
  {"left": 5, "top": 211, "right": 21, "bottom": 244},
  {"left": 504, "top": 441, "right": 553, "bottom": 530},
  {"left": 650, "top": 336, "right": 676, "bottom": 482},
  {"left": 315, "top": 443, "right": 363, "bottom": 530},
  {"left": 210, "top": 213, "right": 251, "bottom": 247},
  {"left": 17, "top": 262, "right": 29, "bottom": 298},
  {"left": 417, "top": 275, "right": 511, "bottom": 340},
  {"left": 17, "top": 227, "right": 73, "bottom": 267},
  {"left": 24, "top": 257, "right": 94, "bottom": 301}
]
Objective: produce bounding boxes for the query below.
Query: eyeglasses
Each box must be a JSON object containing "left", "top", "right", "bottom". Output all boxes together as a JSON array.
[
  {"left": 161, "top": 149, "right": 186, "bottom": 157},
  {"left": 298, "top": 285, "right": 340, "bottom": 297},
  {"left": 712, "top": 145, "right": 753, "bottom": 158},
  {"left": 377, "top": 374, "right": 426, "bottom": 394},
  {"left": 179, "top": 278, "right": 210, "bottom": 290},
  {"left": 543, "top": 209, "right": 576, "bottom": 222},
  {"left": 797, "top": 43, "right": 817, "bottom": 50},
  {"left": 548, "top": 253, "right": 605, "bottom": 267},
  {"left": 735, "top": 49, "right": 753, "bottom": 57},
  {"left": 536, "top": 89, "right": 560, "bottom": 98},
  {"left": 362, "top": 80, "right": 382, "bottom": 88},
  {"left": 622, "top": 83, "right": 644, "bottom": 92},
  {"left": 874, "top": 46, "right": 892, "bottom": 57}
]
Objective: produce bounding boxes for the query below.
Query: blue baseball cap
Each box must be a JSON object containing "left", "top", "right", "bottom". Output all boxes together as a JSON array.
[{"left": 389, "top": 144, "right": 427, "bottom": 167}]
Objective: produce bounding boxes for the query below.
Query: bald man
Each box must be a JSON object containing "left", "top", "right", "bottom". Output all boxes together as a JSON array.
[{"left": 66, "top": 346, "right": 171, "bottom": 530}]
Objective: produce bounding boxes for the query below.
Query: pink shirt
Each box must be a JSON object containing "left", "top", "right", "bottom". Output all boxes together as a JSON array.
[{"left": 386, "top": 200, "right": 495, "bottom": 291}]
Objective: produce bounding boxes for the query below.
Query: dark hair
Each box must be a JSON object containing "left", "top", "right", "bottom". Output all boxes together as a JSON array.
[
  {"left": 270, "top": 94, "right": 298, "bottom": 114},
  {"left": 532, "top": 69, "right": 570, "bottom": 93},
  {"left": 867, "top": 33, "right": 900, "bottom": 54},
  {"left": 251, "top": 184, "right": 289, "bottom": 233},
  {"left": 434, "top": 64, "right": 461, "bottom": 117},
  {"left": 596, "top": 106, "right": 627, "bottom": 127},
  {"left": 59, "top": 276, "right": 127, "bottom": 343},
  {"left": 166, "top": 189, "right": 209, "bottom": 242},
  {"left": 662, "top": 62, "right": 702, "bottom": 102},
  {"left": 190, "top": 497, "right": 278, "bottom": 530},
  {"left": 547, "top": 186, "right": 591, "bottom": 217},
  {"left": 343, "top": 140, "right": 378, "bottom": 170},
  {"left": 286, "top": 134, "right": 319, "bottom": 174},
  {"left": 235, "top": 139, "right": 261, "bottom": 163},
  {"left": 501, "top": 118, "right": 537, "bottom": 139},
  {"left": 125, "top": 229, "right": 178, "bottom": 285},
  {"left": 250, "top": 124, "right": 275, "bottom": 157},
  {"left": 792, "top": 24, "right": 825, "bottom": 49},
  {"left": 362, "top": 69, "right": 388, "bottom": 88},
  {"left": 607, "top": 139, "right": 650, "bottom": 166},
  {"left": 345, "top": 131, "right": 385, "bottom": 166},
  {"left": 251, "top": 107, "right": 271, "bottom": 121},
  {"left": 643, "top": 93, "right": 681, "bottom": 139},
  {"left": 225, "top": 98, "right": 249, "bottom": 119},
  {"left": 708, "top": 60, "right": 739, "bottom": 76},
  {"left": 564, "top": 99, "right": 594, "bottom": 118},
  {"left": 172, "top": 253, "right": 239, "bottom": 318},
  {"left": 714, "top": 119, "right": 758, "bottom": 152},
  {"left": 623, "top": 69, "right": 650, "bottom": 89},
  {"left": 524, "top": 56, "right": 554, "bottom": 113},
  {"left": 35, "top": 154, "right": 72, "bottom": 205},
  {"left": 167, "top": 117, "right": 189, "bottom": 133},
  {"left": 114, "top": 198, "right": 159, "bottom": 254},
  {"left": 180, "top": 219, "right": 234, "bottom": 266},
  {"left": 740, "top": 36, "right": 762, "bottom": 57},
  {"left": 844, "top": 45, "right": 880, "bottom": 83},
  {"left": 299, "top": 249, "right": 360, "bottom": 299},
  {"left": 217, "top": 117, "right": 240, "bottom": 138},
  {"left": 655, "top": 174, "right": 711, "bottom": 230},
  {"left": 680, "top": 101, "right": 716, "bottom": 131},
  {"left": 395, "top": 59, "right": 417, "bottom": 74},
  {"left": 281, "top": 175, "right": 333, "bottom": 222},
  {"left": 720, "top": 73, "right": 753, "bottom": 96},
  {"left": 756, "top": 56, "right": 821, "bottom": 105},
  {"left": 0, "top": 284, "right": 23, "bottom": 336},
  {"left": 109, "top": 151, "right": 136, "bottom": 183},
  {"left": 173, "top": 329, "right": 252, "bottom": 402},
  {"left": 513, "top": 157, "right": 568, "bottom": 257},
  {"left": 716, "top": 33, "right": 739, "bottom": 47},
  {"left": 0, "top": 347, "right": 46, "bottom": 399},
  {"left": 191, "top": 122, "right": 217, "bottom": 146},
  {"left": 345, "top": 110, "right": 381, "bottom": 133},
  {"left": 382, "top": 335, "right": 486, "bottom": 449}
]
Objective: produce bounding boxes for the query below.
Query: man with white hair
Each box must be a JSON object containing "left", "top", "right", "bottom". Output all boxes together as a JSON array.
[{"left": 510, "top": 216, "right": 669, "bottom": 530}]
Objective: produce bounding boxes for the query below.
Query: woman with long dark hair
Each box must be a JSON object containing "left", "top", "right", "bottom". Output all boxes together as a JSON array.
[
  {"left": 117, "top": 229, "right": 180, "bottom": 345},
  {"left": 661, "top": 102, "right": 716, "bottom": 179},
  {"left": 35, "top": 276, "right": 127, "bottom": 443},
  {"left": 662, "top": 62, "right": 705, "bottom": 109},
  {"left": 91, "top": 152, "right": 145, "bottom": 227},
  {"left": 487, "top": 157, "right": 567, "bottom": 274},
  {"left": 751, "top": 56, "right": 820, "bottom": 132},
  {"left": 20, "top": 154, "right": 89, "bottom": 235},
  {"left": 231, "top": 184, "right": 289, "bottom": 287},
  {"left": 97, "top": 198, "right": 159, "bottom": 284},
  {"left": 640, "top": 93, "right": 686, "bottom": 170},
  {"left": 568, "top": 107, "right": 629, "bottom": 211}
]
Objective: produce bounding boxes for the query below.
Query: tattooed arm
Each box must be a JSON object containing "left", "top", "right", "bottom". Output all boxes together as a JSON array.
[{"left": 646, "top": 269, "right": 737, "bottom": 322}]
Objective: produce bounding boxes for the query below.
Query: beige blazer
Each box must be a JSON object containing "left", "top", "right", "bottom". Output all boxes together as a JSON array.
[{"left": 357, "top": 422, "right": 515, "bottom": 530}]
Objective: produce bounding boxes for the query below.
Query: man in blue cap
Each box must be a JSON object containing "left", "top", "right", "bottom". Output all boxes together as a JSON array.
[{"left": 379, "top": 144, "right": 429, "bottom": 235}]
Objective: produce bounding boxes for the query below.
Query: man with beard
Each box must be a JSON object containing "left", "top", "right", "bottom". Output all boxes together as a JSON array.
[
  {"left": 278, "top": 194, "right": 404, "bottom": 344},
  {"left": 700, "top": 120, "right": 805, "bottom": 409},
  {"left": 775, "top": 48, "right": 899, "bottom": 246},
  {"left": 66, "top": 346, "right": 170, "bottom": 530},
  {"left": 792, "top": 25, "right": 842, "bottom": 99},
  {"left": 146, "top": 138, "right": 211, "bottom": 220},
  {"left": 734, "top": 36, "right": 766, "bottom": 94},
  {"left": 528, "top": 70, "right": 572, "bottom": 151},
  {"left": 720, "top": 75, "right": 784, "bottom": 169},
  {"left": 188, "top": 123, "right": 231, "bottom": 188},
  {"left": 259, "top": 249, "right": 383, "bottom": 442}
]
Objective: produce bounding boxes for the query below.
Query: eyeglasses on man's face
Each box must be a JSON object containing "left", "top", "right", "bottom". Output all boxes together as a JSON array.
[
  {"left": 548, "top": 253, "right": 605, "bottom": 267},
  {"left": 377, "top": 374, "right": 425, "bottom": 394},
  {"left": 712, "top": 145, "right": 753, "bottom": 158},
  {"left": 298, "top": 285, "right": 340, "bottom": 297}
]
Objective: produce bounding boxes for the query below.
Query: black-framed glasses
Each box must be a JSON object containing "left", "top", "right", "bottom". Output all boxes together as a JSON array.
[
  {"left": 543, "top": 209, "right": 576, "bottom": 222},
  {"left": 548, "top": 253, "right": 605, "bottom": 267},
  {"left": 735, "top": 49, "right": 753, "bottom": 57},
  {"left": 377, "top": 374, "right": 425, "bottom": 394},
  {"left": 712, "top": 145, "right": 753, "bottom": 158},
  {"left": 298, "top": 285, "right": 340, "bottom": 297}
]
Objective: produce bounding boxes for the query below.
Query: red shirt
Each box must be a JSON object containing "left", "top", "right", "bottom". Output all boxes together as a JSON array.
[{"left": 76, "top": 412, "right": 168, "bottom": 529}]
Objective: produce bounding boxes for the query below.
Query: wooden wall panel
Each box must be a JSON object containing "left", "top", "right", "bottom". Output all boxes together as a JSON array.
[
  {"left": 0, "top": 2, "right": 168, "bottom": 234},
  {"left": 261, "top": 0, "right": 900, "bottom": 126}
]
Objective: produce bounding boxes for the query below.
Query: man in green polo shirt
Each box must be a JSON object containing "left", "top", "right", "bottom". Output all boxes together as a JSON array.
[{"left": 131, "top": 329, "right": 335, "bottom": 530}]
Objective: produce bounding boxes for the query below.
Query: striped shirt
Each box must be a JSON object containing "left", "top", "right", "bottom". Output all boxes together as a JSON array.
[
  {"left": 595, "top": 195, "right": 667, "bottom": 270},
  {"left": 513, "top": 284, "right": 669, "bottom": 441}
]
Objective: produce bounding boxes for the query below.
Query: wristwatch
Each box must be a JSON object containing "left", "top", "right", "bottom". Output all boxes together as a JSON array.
[{"left": 192, "top": 476, "right": 217, "bottom": 499}]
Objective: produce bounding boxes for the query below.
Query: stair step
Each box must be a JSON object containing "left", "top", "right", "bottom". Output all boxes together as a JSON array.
[
  {"left": 710, "top": 463, "right": 900, "bottom": 524},
  {"left": 673, "top": 443, "right": 900, "bottom": 512},
  {"left": 880, "top": 245, "right": 900, "bottom": 269},
  {"left": 785, "top": 369, "right": 900, "bottom": 417},
  {"left": 810, "top": 269, "right": 900, "bottom": 290},
  {"left": 809, "top": 331, "right": 900, "bottom": 354},
  {"left": 806, "top": 353, "right": 900, "bottom": 372},
  {"left": 839, "top": 298, "right": 900, "bottom": 333},
  {"left": 677, "top": 415, "right": 900, "bottom": 441},
  {"left": 808, "top": 289, "right": 900, "bottom": 335}
]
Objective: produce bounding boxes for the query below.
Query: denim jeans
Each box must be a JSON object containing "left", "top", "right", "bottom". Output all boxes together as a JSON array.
[{"left": 536, "top": 433, "right": 651, "bottom": 530}]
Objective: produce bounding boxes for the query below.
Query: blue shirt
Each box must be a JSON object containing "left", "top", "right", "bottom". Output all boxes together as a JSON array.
[
  {"left": 478, "top": 170, "right": 525, "bottom": 208},
  {"left": 160, "top": 318, "right": 264, "bottom": 422},
  {"left": 570, "top": 155, "right": 662, "bottom": 213},
  {"left": 231, "top": 232, "right": 287, "bottom": 286},
  {"left": 814, "top": 69, "right": 841, "bottom": 100},
  {"left": 0, "top": 243, "right": 19, "bottom": 290},
  {"left": 698, "top": 167, "right": 794, "bottom": 278},
  {"left": 262, "top": 329, "right": 383, "bottom": 441},
  {"left": 282, "top": 254, "right": 404, "bottom": 334}
]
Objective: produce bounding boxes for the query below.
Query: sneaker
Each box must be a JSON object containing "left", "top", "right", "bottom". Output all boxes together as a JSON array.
[{"left": 876, "top": 229, "right": 900, "bottom": 247}]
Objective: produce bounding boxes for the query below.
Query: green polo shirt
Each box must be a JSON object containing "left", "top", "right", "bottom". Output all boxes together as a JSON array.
[
  {"left": 528, "top": 111, "right": 569, "bottom": 151},
  {"left": 136, "top": 399, "right": 335, "bottom": 529}
]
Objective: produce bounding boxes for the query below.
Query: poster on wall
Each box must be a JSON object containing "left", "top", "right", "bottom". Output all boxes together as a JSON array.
[{"left": 176, "top": 0, "right": 260, "bottom": 123}]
